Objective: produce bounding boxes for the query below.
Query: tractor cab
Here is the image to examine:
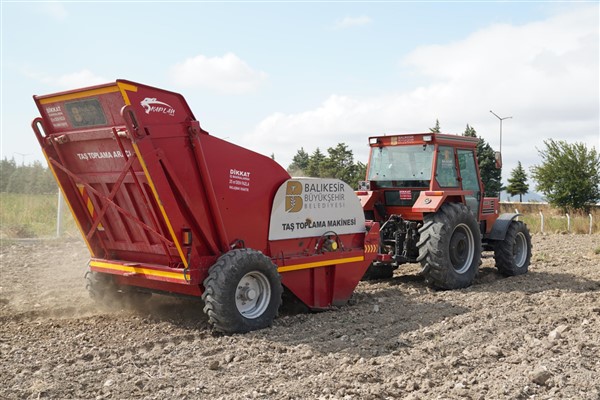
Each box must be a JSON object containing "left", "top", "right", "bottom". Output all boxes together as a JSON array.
[{"left": 360, "top": 133, "right": 486, "bottom": 223}]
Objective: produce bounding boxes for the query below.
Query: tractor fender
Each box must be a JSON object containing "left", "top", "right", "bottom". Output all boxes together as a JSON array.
[{"left": 488, "top": 213, "right": 521, "bottom": 241}]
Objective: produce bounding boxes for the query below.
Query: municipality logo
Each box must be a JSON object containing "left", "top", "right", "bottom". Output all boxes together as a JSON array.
[{"left": 285, "top": 181, "right": 303, "bottom": 212}]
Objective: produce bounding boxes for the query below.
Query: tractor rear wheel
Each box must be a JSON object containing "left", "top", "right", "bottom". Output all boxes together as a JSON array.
[
  {"left": 494, "top": 221, "right": 532, "bottom": 276},
  {"left": 202, "top": 249, "right": 282, "bottom": 334},
  {"left": 417, "top": 203, "right": 481, "bottom": 289}
]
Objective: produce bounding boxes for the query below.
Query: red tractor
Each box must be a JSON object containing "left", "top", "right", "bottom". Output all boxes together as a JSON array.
[{"left": 357, "top": 133, "right": 532, "bottom": 289}]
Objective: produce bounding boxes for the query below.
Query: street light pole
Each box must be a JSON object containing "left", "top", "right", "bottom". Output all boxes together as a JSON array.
[{"left": 489, "top": 110, "right": 512, "bottom": 154}]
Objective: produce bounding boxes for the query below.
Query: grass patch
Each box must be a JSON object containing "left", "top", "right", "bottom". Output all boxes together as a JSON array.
[
  {"left": 0, "top": 193, "right": 78, "bottom": 238},
  {"left": 502, "top": 203, "right": 600, "bottom": 234}
]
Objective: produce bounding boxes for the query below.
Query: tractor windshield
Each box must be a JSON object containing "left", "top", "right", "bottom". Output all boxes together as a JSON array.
[{"left": 367, "top": 144, "right": 434, "bottom": 187}]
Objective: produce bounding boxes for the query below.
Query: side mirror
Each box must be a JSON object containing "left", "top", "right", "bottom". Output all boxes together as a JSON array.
[
  {"left": 358, "top": 181, "right": 371, "bottom": 191},
  {"left": 494, "top": 151, "right": 503, "bottom": 169}
]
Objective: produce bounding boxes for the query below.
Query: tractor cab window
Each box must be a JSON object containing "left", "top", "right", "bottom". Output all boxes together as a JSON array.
[
  {"left": 367, "top": 144, "right": 434, "bottom": 187},
  {"left": 435, "top": 146, "right": 459, "bottom": 187},
  {"left": 458, "top": 149, "right": 481, "bottom": 216}
]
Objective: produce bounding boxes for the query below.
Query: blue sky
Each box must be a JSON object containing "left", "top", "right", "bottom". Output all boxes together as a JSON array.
[{"left": 1, "top": 1, "right": 598, "bottom": 187}]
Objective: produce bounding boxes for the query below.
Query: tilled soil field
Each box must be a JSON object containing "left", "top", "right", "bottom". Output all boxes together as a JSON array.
[{"left": 1, "top": 234, "right": 599, "bottom": 400}]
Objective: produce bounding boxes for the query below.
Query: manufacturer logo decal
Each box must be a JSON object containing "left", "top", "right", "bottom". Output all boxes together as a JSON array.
[
  {"left": 285, "top": 181, "right": 303, "bottom": 212},
  {"left": 140, "top": 98, "right": 175, "bottom": 116}
]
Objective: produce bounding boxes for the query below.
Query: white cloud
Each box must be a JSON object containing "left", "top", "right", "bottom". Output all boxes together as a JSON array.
[
  {"left": 169, "top": 52, "right": 268, "bottom": 94},
  {"left": 24, "top": 69, "right": 109, "bottom": 89},
  {"left": 36, "top": 2, "right": 68, "bottom": 21},
  {"left": 243, "top": 6, "right": 599, "bottom": 183},
  {"left": 333, "top": 15, "right": 372, "bottom": 30}
]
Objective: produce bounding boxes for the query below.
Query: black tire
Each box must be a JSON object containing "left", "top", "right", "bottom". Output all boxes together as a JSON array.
[
  {"left": 85, "top": 271, "right": 151, "bottom": 307},
  {"left": 361, "top": 262, "right": 395, "bottom": 281},
  {"left": 417, "top": 203, "right": 481, "bottom": 289},
  {"left": 494, "top": 221, "right": 532, "bottom": 276},
  {"left": 85, "top": 271, "right": 116, "bottom": 305},
  {"left": 202, "top": 249, "right": 282, "bottom": 334}
]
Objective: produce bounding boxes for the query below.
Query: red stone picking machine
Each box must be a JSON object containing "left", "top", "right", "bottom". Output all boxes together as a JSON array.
[
  {"left": 32, "top": 80, "right": 379, "bottom": 333},
  {"left": 357, "top": 133, "right": 532, "bottom": 288}
]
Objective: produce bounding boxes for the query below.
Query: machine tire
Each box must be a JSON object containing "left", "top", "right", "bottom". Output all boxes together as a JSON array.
[
  {"left": 494, "top": 221, "right": 532, "bottom": 276},
  {"left": 85, "top": 271, "right": 151, "bottom": 307},
  {"left": 85, "top": 271, "right": 116, "bottom": 305},
  {"left": 361, "top": 263, "right": 395, "bottom": 281},
  {"left": 417, "top": 203, "right": 481, "bottom": 290},
  {"left": 202, "top": 249, "right": 282, "bottom": 334}
]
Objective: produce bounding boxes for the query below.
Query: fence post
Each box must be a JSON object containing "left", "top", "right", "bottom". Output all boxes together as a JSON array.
[
  {"left": 539, "top": 211, "right": 544, "bottom": 233},
  {"left": 590, "top": 213, "right": 593, "bottom": 235},
  {"left": 566, "top": 213, "right": 570, "bottom": 232}
]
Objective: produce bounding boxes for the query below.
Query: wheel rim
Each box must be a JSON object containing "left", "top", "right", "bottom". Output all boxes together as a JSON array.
[
  {"left": 449, "top": 223, "right": 475, "bottom": 274},
  {"left": 513, "top": 232, "right": 527, "bottom": 268},
  {"left": 235, "top": 271, "right": 271, "bottom": 319}
]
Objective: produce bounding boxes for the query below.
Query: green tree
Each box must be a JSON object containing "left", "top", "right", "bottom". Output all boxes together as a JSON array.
[
  {"left": 355, "top": 161, "right": 367, "bottom": 188},
  {"left": 321, "top": 143, "right": 363, "bottom": 189},
  {"left": 430, "top": 119, "right": 441, "bottom": 133},
  {"left": 29, "top": 161, "right": 57, "bottom": 194},
  {"left": 3, "top": 161, "right": 57, "bottom": 194},
  {"left": 0, "top": 157, "right": 17, "bottom": 192},
  {"left": 305, "top": 148, "right": 326, "bottom": 177},
  {"left": 6, "top": 165, "right": 28, "bottom": 193},
  {"left": 506, "top": 161, "right": 529, "bottom": 202},
  {"left": 463, "top": 124, "right": 476, "bottom": 138},
  {"left": 288, "top": 144, "right": 366, "bottom": 189},
  {"left": 531, "top": 140, "right": 600, "bottom": 212},
  {"left": 462, "top": 124, "right": 502, "bottom": 197},
  {"left": 287, "top": 147, "right": 310, "bottom": 175}
]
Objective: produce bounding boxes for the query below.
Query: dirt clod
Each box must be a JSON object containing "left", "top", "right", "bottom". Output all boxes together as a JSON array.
[{"left": 531, "top": 368, "right": 553, "bottom": 386}]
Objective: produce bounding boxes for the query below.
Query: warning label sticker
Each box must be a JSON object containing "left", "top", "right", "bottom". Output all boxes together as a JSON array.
[{"left": 228, "top": 168, "right": 251, "bottom": 192}]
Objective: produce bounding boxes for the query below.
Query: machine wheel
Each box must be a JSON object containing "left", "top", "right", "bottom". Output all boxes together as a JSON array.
[
  {"left": 361, "top": 263, "right": 395, "bottom": 281},
  {"left": 85, "top": 271, "right": 117, "bottom": 305},
  {"left": 85, "top": 271, "right": 151, "bottom": 307},
  {"left": 202, "top": 249, "right": 282, "bottom": 334},
  {"left": 494, "top": 221, "right": 532, "bottom": 276},
  {"left": 417, "top": 203, "right": 481, "bottom": 289}
]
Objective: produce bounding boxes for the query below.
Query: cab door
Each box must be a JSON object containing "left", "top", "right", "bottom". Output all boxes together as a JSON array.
[{"left": 457, "top": 149, "right": 482, "bottom": 216}]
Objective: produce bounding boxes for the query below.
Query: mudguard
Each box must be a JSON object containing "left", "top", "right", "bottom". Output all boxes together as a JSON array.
[{"left": 487, "top": 213, "right": 521, "bottom": 241}]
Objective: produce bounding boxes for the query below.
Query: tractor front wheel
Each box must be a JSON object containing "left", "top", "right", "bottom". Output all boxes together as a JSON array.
[
  {"left": 417, "top": 203, "right": 481, "bottom": 289},
  {"left": 202, "top": 249, "right": 282, "bottom": 334},
  {"left": 494, "top": 221, "right": 532, "bottom": 276}
]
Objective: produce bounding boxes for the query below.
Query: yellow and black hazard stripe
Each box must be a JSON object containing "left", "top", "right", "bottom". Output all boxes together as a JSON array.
[{"left": 77, "top": 184, "right": 104, "bottom": 230}]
